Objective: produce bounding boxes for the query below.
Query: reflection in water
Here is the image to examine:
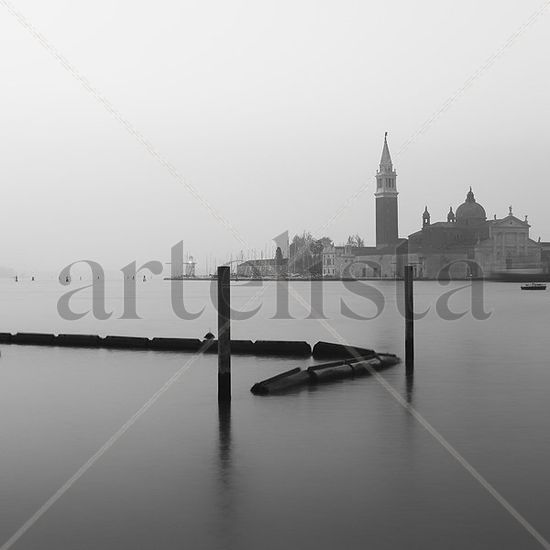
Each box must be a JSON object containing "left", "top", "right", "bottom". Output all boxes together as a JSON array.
[
  {"left": 215, "top": 401, "right": 236, "bottom": 548},
  {"left": 405, "top": 373, "right": 414, "bottom": 405},
  {"left": 218, "top": 401, "right": 232, "bottom": 487}
]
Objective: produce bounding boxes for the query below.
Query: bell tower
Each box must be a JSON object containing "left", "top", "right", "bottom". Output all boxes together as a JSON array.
[{"left": 375, "top": 132, "right": 399, "bottom": 247}]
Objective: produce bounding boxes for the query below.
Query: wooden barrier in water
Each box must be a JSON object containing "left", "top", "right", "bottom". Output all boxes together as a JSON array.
[
  {"left": 307, "top": 362, "right": 355, "bottom": 383},
  {"left": 11, "top": 332, "right": 56, "bottom": 345},
  {"left": 202, "top": 339, "right": 255, "bottom": 354},
  {"left": 312, "top": 341, "right": 375, "bottom": 359},
  {"left": 250, "top": 368, "right": 311, "bottom": 395},
  {"left": 0, "top": 332, "right": 314, "bottom": 354},
  {"left": 56, "top": 334, "right": 101, "bottom": 347},
  {"left": 151, "top": 337, "right": 202, "bottom": 351},
  {"left": 103, "top": 336, "right": 151, "bottom": 349},
  {"left": 1, "top": 332, "right": 394, "bottom": 368},
  {"left": 349, "top": 354, "right": 400, "bottom": 376},
  {"left": 251, "top": 353, "right": 401, "bottom": 395},
  {"left": 253, "top": 340, "right": 311, "bottom": 356}
]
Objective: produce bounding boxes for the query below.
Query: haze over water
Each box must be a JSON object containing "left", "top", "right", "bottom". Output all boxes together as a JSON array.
[{"left": 0, "top": 279, "right": 549, "bottom": 549}]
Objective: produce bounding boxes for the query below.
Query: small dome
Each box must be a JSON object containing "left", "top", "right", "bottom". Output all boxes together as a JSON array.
[{"left": 456, "top": 188, "right": 486, "bottom": 224}]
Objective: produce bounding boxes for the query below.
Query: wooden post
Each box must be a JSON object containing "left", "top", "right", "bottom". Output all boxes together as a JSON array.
[
  {"left": 404, "top": 265, "right": 414, "bottom": 374},
  {"left": 217, "top": 266, "right": 231, "bottom": 402}
]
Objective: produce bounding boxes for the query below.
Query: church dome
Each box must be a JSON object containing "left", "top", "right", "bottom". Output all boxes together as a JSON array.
[{"left": 456, "top": 188, "right": 486, "bottom": 225}]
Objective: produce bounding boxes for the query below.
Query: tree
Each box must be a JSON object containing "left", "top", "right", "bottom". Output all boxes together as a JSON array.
[
  {"left": 318, "top": 236, "right": 333, "bottom": 248},
  {"left": 274, "top": 246, "right": 286, "bottom": 278},
  {"left": 288, "top": 232, "right": 333, "bottom": 276},
  {"left": 289, "top": 232, "right": 314, "bottom": 275},
  {"left": 275, "top": 246, "right": 283, "bottom": 265},
  {"left": 309, "top": 240, "right": 325, "bottom": 277},
  {"left": 347, "top": 234, "right": 365, "bottom": 247}
]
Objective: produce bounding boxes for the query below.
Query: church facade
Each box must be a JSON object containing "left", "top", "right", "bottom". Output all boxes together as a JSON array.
[{"left": 408, "top": 190, "right": 542, "bottom": 279}]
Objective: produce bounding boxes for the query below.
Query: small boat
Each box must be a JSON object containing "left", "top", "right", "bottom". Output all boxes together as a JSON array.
[{"left": 521, "top": 282, "right": 547, "bottom": 290}]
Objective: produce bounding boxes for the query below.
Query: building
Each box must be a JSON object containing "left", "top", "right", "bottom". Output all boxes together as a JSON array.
[
  {"left": 375, "top": 132, "right": 399, "bottom": 247},
  {"left": 324, "top": 133, "right": 546, "bottom": 280},
  {"left": 408, "top": 190, "right": 543, "bottom": 279},
  {"left": 236, "top": 258, "right": 288, "bottom": 278},
  {"left": 322, "top": 245, "right": 353, "bottom": 278},
  {"left": 322, "top": 243, "right": 408, "bottom": 279},
  {"left": 322, "top": 134, "right": 407, "bottom": 278},
  {"left": 540, "top": 242, "right": 550, "bottom": 273}
]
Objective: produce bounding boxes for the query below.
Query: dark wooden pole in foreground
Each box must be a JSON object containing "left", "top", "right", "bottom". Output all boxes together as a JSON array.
[
  {"left": 404, "top": 265, "right": 414, "bottom": 374},
  {"left": 218, "top": 266, "right": 231, "bottom": 402}
]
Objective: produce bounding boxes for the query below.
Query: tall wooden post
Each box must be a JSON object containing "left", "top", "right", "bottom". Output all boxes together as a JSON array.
[
  {"left": 404, "top": 265, "right": 414, "bottom": 374},
  {"left": 217, "top": 266, "right": 231, "bottom": 402}
]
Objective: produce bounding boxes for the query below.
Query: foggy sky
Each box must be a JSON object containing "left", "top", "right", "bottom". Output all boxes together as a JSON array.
[{"left": 1, "top": 0, "right": 549, "bottom": 273}]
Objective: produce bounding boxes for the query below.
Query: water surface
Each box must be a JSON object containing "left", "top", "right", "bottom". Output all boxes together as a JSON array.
[{"left": 0, "top": 279, "right": 549, "bottom": 549}]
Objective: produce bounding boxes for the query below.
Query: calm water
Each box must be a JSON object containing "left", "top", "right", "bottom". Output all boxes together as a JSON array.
[{"left": 0, "top": 279, "right": 549, "bottom": 549}]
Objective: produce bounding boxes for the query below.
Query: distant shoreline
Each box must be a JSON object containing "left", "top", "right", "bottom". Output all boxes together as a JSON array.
[{"left": 164, "top": 275, "right": 550, "bottom": 282}]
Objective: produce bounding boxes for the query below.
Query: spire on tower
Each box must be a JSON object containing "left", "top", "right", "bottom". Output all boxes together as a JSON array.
[
  {"left": 374, "top": 132, "right": 399, "bottom": 247},
  {"left": 379, "top": 132, "right": 393, "bottom": 173}
]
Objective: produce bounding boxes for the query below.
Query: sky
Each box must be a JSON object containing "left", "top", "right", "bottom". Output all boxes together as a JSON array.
[{"left": 0, "top": 0, "right": 549, "bottom": 274}]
